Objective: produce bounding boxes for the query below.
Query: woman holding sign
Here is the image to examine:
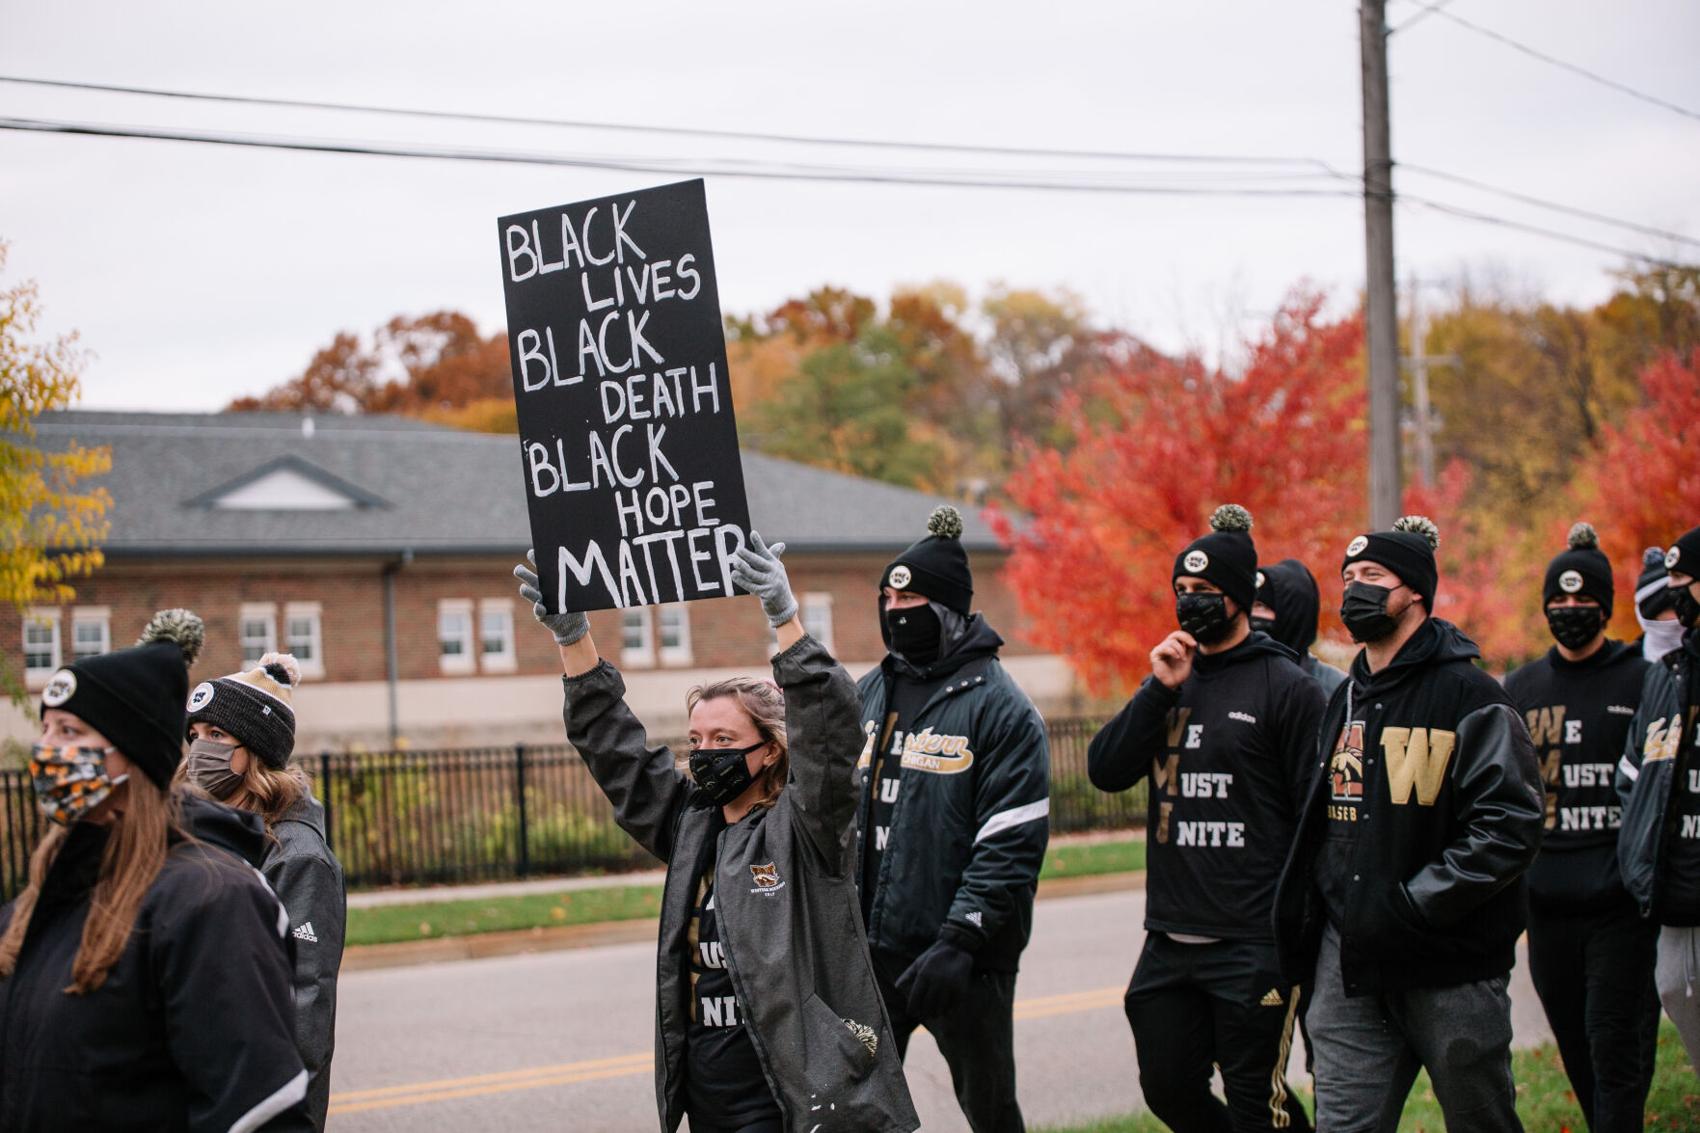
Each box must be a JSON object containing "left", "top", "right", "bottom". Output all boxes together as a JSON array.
[{"left": 515, "top": 534, "right": 918, "bottom": 1133}]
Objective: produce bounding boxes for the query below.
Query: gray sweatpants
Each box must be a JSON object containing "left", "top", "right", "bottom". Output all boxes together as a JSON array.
[
  {"left": 1307, "top": 924, "right": 1522, "bottom": 1133},
  {"left": 1656, "top": 924, "right": 1700, "bottom": 1074}
]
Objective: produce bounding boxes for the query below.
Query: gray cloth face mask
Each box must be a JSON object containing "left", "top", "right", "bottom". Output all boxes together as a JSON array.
[{"left": 186, "top": 738, "right": 243, "bottom": 800}]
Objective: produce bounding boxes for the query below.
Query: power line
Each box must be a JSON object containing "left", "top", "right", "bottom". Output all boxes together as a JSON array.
[
  {"left": 1406, "top": 2, "right": 1700, "bottom": 123},
  {"left": 0, "top": 73, "right": 1337, "bottom": 171},
  {"left": 1398, "top": 193, "right": 1685, "bottom": 267},
  {"left": 1400, "top": 163, "right": 1700, "bottom": 248},
  {"left": 1387, "top": 0, "right": 1459, "bottom": 36}
]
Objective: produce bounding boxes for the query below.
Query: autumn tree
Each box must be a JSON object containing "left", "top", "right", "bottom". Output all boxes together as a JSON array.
[
  {"left": 991, "top": 292, "right": 1367, "bottom": 691},
  {"left": 0, "top": 242, "right": 111, "bottom": 701}
]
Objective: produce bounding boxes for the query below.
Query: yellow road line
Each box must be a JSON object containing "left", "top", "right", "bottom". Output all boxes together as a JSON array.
[{"left": 328, "top": 984, "right": 1126, "bottom": 1116}]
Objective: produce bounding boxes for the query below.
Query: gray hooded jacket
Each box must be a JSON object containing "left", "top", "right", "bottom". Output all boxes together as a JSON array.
[
  {"left": 264, "top": 794, "right": 346, "bottom": 1130},
  {"left": 562, "top": 634, "right": 919, "bottom": 1133}
]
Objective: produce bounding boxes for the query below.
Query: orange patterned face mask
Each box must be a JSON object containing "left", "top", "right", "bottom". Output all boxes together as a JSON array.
[{"left": 28, "top": 744, "right": 126, "bottom": 826}]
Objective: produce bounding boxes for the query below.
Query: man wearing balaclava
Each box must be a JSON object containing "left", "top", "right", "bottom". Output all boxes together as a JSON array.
[
  {"left": 1253, "top": 559, "right": 1348, "bottom": 695},
  {"left": 1504, "top": 523, "right": 1657, "bottom": 1131},
  {"left": 1273, "top": 516, "right": 1542, "bottom": 1131},
  {"left": 1088, "top": 505, "right": 1322, "bottom": 1133},
  {"left": 1618, "top": 521, "right": 1700, "bottom": 1075},
  {"left": 853, "top": 505, "right": 1049, "bottom": 1133}
]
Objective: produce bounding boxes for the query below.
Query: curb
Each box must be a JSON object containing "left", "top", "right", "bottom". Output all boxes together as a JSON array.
[{"left": 341, "top": 869, "right": 1146, "bottom": 972}]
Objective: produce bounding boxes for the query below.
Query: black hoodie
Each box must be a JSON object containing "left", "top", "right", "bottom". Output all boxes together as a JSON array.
[
  {"left": 1088, "top": 632, "right": 1326, "bottom": 940},
  {"left": 1259, "top": 559, "right": 1348, "bottom": 696},
  {"left": 1274, "top": 619, "right": 1543, "bottom": 995},
  {"left": 1503, "top": 639, "right": 1649, "bottom": 911},
  {"left": 0, "top": 794, "right": 311, "bottom": 1132}
]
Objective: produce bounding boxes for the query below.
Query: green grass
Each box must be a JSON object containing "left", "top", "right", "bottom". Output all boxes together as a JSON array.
[
  {"left": 346, "top": 836, "right": 1148, "bottom": 947},
  {"left": 1033, "top": 1020, "right": 1700, "bottom": 1132}
]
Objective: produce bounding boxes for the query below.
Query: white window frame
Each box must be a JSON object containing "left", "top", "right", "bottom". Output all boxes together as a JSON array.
[
  {"left": 239, "top": 602, "right": 277, "bottom": 666},
  {"left": 70, "top": 606, "right": 111, "bottom": 661},
  {"left": 621, "top": 608, "right": 654, "bottom": 669},
  {"left": 657, "top": 604, "right": 693, "bottom": 667},
  {"left": 802, "top": 592, "right": 835, "bottom": 653},
  {"left": 283, "top": 602, "right": 325, "bottom": 679},
  {"left": 23, "top": 608, "right": 61, "bottom": 689},
  {"left": 438, "top": 599, "right": 476, "bottom": 675},
  {"left": 478, "top": 598, "right": 516, "bottom": 673}
]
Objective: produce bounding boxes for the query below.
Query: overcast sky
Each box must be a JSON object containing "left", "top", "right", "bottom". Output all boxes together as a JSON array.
[{"left": 2, "top": 0, "right": 1697, "bottom": 412}]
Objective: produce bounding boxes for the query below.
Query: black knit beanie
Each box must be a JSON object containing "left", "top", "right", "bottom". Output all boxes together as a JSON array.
[
  {"left": 38, "top": 609, "right": 205, "bottom": 789},
  {"left": 1638, "top": 546, "right": 1675, "bottom": 619},
  {"left": 883, "top": 505, "right": 973, "bottom": 615},
  {"left": 1667, "top": 525, "right": 1700, "bottom": 580},
  {"left": 1173, "top": 504, "right": 1258, "bottom": 611},
  {"left": 1543, "top": 522, "right": 1614, "bottom": 617},
  {"left": 186, "top": 653, "right": 300, "bottom": 769},
  {"left": 1341, "top": 515, "right": 1441, "bottom": 610}
]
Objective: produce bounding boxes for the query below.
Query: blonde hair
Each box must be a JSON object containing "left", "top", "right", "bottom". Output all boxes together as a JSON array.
[
  {"left": 0, "top": 778, "right": 187, "bottom": 994},
  {"left": 219, "top": 759, "right": 310, "bottom": 833},
  {"left": 685, "top": 677, "right": 790, "bottom": 810}
]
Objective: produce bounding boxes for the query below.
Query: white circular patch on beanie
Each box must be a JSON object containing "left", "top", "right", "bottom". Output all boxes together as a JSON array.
[
  {"left": 888, "top": 565, "right": 912, "bottom": 590},
  {"left": 1669, "top": 547, "right": 1683, "bottom": 570},
  {"left": 1183, "top": 550, "right": 1210, "bottom": 574},
  {"left": 1256, "top": 571, "right": 1266, "bottom": 590},
  {"left": 41, "top": 670, "right": 76, "bottom": 708},
  {"left": 188, "top": 682, "right": 215, "bottom": 711},
  {"left": 1559, "top": 570, "right": 1584, "bottom": 594},
  {"left": 1347, "top": 535, "right": 1370, "bottom": 557}
]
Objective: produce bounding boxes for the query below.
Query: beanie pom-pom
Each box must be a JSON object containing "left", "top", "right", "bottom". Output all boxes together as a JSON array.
[
  {"left": 138, "top": 608, "right": 205, "bottom": 666},
  {"left": 259, "top": 651, "right": 302, "bottom": 687},
  {"left": 927, "top": 505, "right": 964, "bottom": 541},
  {"left": 1645, "top": 546, "right": 1667, "bottom": 568},
  {"left": 1393, "top": 515, "right": 1441, "bottom": 550},
  {"left": 1210, "top": 503, "right": 1253, "bottom": 533},
  {"left": 1567, "top": 521, "right": 1599, "bottom": 551}
]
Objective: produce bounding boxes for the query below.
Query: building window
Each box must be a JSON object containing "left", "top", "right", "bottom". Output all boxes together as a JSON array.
[
  {"left": 658, "top": 605, "right": 693, "bottom": 666},
  {"left": 23, "top": 609, "right": 60, "bottom": 688},
  {"left": 284, "top": 603, "right": 324, "bottom": 678},
  {"left": 621, "top": 608, "right": 654, "bottom": 668},
  {"left": 802, "top": 593, "right": 835, "bottom": 652},
  {"left": 438, "top": 600, "right": 475, "bottom": 674},
  {"left": 71, "top": 608, "right": 110, "bottom": 661},
  {"left": 479, "top": 599, "right": 516, "bottom": 672},
  {"left": 239, "top": 603, "right": 277, "bottom": 665}
]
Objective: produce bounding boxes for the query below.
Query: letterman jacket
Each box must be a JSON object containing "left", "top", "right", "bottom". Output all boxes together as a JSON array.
[{"left": 1616, "top": 629, "right": 1700, "bottom": 921}]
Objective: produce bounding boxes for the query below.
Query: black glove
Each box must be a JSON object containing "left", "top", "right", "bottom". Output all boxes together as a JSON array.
[{"left": 895, "top": 936, "right": 974, "bottom": 1019}]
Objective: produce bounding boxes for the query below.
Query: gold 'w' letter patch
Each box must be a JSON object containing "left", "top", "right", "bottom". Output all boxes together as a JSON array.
[{"left": 1383, "top": 727, "right": 1456, "bottom": 806}]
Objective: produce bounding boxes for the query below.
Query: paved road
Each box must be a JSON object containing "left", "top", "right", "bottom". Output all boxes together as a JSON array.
[{"left": 328, "top": 887, "right": 1552, "bottom": 1132}]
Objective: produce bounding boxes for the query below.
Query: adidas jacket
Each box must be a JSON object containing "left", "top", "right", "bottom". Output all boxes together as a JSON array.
[{"left": 0, "top": 795, "right": 311, "bottom": 1132}]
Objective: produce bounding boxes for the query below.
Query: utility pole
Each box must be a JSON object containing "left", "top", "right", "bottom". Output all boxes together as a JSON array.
[{"left": 1361, "top": 0, "right": 1401, "bottom": 527}]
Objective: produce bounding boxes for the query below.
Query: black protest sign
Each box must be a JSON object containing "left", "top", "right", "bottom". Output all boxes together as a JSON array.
[{"left": 497, "top": 179, "right": 751, "bottom": 614}]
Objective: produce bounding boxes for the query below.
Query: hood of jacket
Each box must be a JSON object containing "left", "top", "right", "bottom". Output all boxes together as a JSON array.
[
  {"left": 1193, "top": 628, "right": 1300, "bottom": 678},
  {"left": 1349, "top": 617, "right": 1481, "bottom": 695},
  {"left": 885, "top": 612, "right": 1005, "bottom": 682},
  {"left": 178, "top": 793, "right": 270, "bottom": 869},
  {"left": 1259, "top": 559, "right": 1322, "bottom": 655},
  {"left": 274, "top": 792, "right": 329, "bottom": 840}
]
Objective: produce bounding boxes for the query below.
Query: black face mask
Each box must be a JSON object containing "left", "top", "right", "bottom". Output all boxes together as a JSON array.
[
  {"left": 886, "top": 602, "right": 942, "bottom": 665},
  {"left": 688, "top": 742, "right": 765, "bottom": 808},
  {"left": 1176, "top": 593, "right": 1236, "bottom": 645},
  {"left": 1250, "top": 615, "right": 1278, "bottom": 637},
  {"left": 1674, "top": 584, "right": 1700, "bottom": 629},
  {"left": 1340, "top": 581, "right": 1404, "bottom": 644},
  {"left": 1546, "top": 605, "right": 1605, "bottom": 651}
]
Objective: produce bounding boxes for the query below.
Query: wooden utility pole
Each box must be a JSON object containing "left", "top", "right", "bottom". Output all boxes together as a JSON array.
[{"left": 1361, "top": 0, "right": 1401, "bottom": 527}]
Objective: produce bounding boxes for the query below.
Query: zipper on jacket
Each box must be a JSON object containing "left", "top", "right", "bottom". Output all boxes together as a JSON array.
[{"left": 711, "top": 823, "right": 791, "bottom": 1128}]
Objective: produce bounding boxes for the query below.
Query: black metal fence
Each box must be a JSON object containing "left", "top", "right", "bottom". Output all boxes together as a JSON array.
[{"left": 0, "top": 717, "right": 1143, "bottom": 899}]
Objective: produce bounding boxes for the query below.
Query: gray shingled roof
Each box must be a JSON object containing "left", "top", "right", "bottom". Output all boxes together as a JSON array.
[{"left": 32, "top": 411, "right": 1003, "bottom": 557}]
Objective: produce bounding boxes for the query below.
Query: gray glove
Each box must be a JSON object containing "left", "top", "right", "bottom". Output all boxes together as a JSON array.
[
  {"left": 730, "top": 531, "right": 798, "bottom": 628},
  {"left": 514, "top": 550, "right": 590, "bottom": 645}
]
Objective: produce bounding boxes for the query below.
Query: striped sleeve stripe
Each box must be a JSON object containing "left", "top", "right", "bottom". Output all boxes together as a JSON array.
[
  {"left": 1619, "top": 753, "right": 1640, "bottom": 783},
  {"left": 974, "top": 798, "right": 1050, "bottom": 844},
  {"left": 230, "top": 1068, "right": 308, "bottom": 1133}
]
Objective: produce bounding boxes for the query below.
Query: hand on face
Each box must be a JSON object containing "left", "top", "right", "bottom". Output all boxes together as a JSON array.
[{"left": 1151, "top": 631, "right": 1197, "bottom": 690}]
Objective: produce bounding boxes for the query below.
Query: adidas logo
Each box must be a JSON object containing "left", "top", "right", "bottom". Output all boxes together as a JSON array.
[
  {"left": 292, "top": 922, "right": 318, "bottom": 944},
  {"left": 966, "top": 911, "right": 983, "bottom": 928},
  {"left": 1260, "top": 988, "right": 1284, "bottom": 1007}
]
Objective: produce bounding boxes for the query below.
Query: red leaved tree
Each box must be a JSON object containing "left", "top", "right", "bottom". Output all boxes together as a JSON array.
[{"left": 989, "top": 291, "right": 1367, "bottom": 692}]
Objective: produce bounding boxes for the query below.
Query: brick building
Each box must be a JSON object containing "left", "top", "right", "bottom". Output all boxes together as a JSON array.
[{"left": 5, "top": 411, "right": 1076, "bottom": 751}]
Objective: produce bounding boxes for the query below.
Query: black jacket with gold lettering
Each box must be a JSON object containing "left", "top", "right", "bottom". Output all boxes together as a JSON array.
[
  {"left": 1616, "top": 629, "right": 1700, "bottom": 923},
  {"left": 1503, "top": 639, "right": 1648, "bottom": 911},
  {"left": 1273, "top": 618, "right": 1543, "bottom": 995},
  {"left": 1087, "top": 632, "right": 1325, "bottom": 941},
  {"left": 853, "top": 616, "right": 1051, "bottom": 975}
]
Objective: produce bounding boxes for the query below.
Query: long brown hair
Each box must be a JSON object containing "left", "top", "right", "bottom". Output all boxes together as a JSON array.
[
  {"left": 215, "top": 758, "right": 309, "bottom": 832},
  {"left": 0, "top": 778, "right": 184, "bottom": 994},
  {"left": 685, "top": 677, "right": 790, "bottom": 810}
]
